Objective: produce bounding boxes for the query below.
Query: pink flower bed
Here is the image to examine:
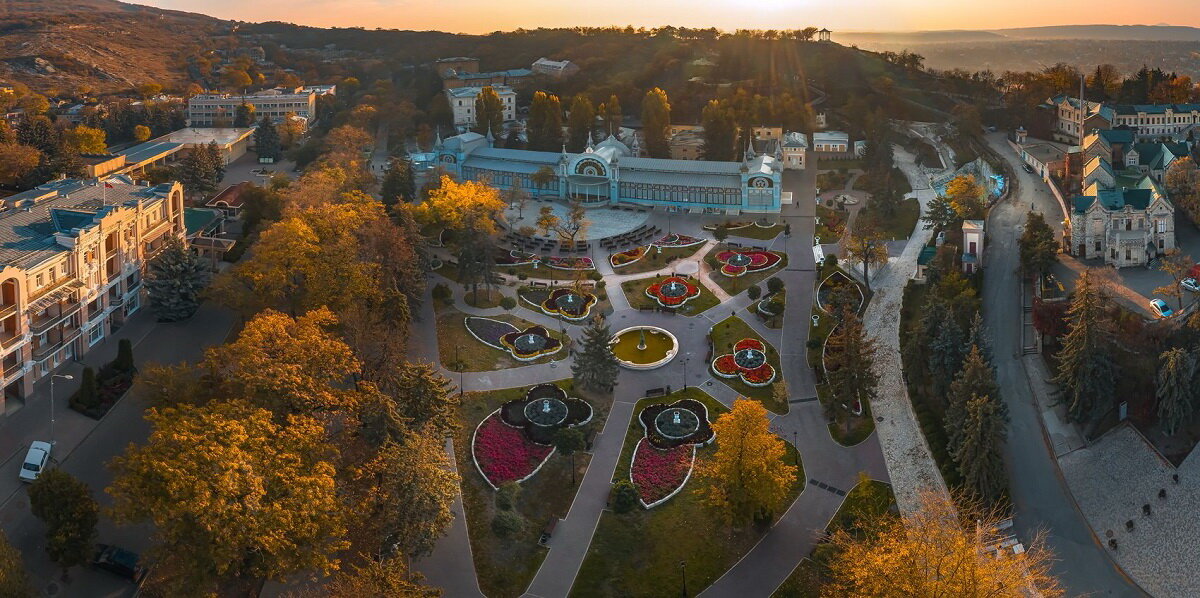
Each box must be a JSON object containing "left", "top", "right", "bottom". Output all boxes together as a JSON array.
[
  {"left": 472, "top": 412, "right": 553, "bottom": 488},
  {"left": 630, "top": 438, "right": 694, "bottom": 506}
]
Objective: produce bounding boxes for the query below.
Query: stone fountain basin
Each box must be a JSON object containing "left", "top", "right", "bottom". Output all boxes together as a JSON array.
[{"left": 609, "top": 326, "right": 679, "bottom": 370}]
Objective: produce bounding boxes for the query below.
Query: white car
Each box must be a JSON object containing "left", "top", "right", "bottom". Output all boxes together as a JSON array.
[
  {"left": 19, "top": 441, "right": 51, "bottom": 483},
  {"left": 1182, "top": 278, "right": 1200, "bottom": 293},
  {"left": 1150, "top": 299, "right": 1174, "bottom": 319}
]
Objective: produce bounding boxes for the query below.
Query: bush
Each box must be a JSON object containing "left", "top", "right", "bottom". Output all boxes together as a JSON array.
[
  {"left": 747, "top": 286, "right": 762, "bottom": 300},
  {"left": 824, "top": 255, "right": 839, "bottom": 270},
  {"left": 432, "top": 283, "right": 452, "bottom": 303},
  {"left": 499, "top": 296, "right": 517, "bottom": 311},
  {"left": 767, "top": 277, "right": 784, "bottom": 295},
  {"left": 588, "top": 271, "right": 603, "bottom": 281},
  {"left": 612, "top": 480, "right": 639, "bottom": 514},
  {"left": 518, "top": 273, "right": 528, "bottom": 281},
  {"left": 507, "top": 268, "right": 517, "bottom": 275},
  {"left": 491, "top": 510, "right": 525, "bottom": 538},
  {"left": 76, "top": 367, "right": 98, "bottom": 409},
  {"left": 495, "top": 482, "right": 521, "bottom": 511},
  {"left": 110, "top": 339, "right": 135, "bottom": 373}
]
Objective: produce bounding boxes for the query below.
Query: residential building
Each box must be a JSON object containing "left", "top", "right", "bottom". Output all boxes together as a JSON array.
[
  {"left": 812, "top": 131, "right": 849, "bottom": 153},
  {"left": 446, "top": 86, "right": 517, "bottom": 128},
  {"left": 0, "top": 176, "right": 185, "bottom": 413},
  {"left": 669, "top": 129, "right": 705, "bottom": 160},
  {"left": 206, "top": 182, "right": 251, "bottom": 219},
  {"left": 531, "top": 57, "right": 580, "bottom": 78},
  {"left": 433, "top": 130, "right": 782, "bottom": 214},
  {"left": 781, "top": 132, "right": 807, "bottom": 170},
  {"left": 187, "top": 88, "right": 317, "bottom": 127},
  {"left": 1043, "top": 95, "right": 1114, "bottom": 144},
  {"left": 961, "top": 219, "right": 984, "bottom": 274},
  {"left": 1043, "top": 94, "right": 1200, "bottom": 143},
  {"left": 434, "top": 57, "right": 480, "bottom": 78},
  {"left": 184, "top": 207, "right": 234, "bottom": 270}
]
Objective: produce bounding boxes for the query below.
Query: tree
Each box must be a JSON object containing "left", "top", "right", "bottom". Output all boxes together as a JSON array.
[
  {"left": 1053, "top": 272, "right": 1117, "bottom": 423},
  {"left": 107, "top": 400, "right": 345, "bottom": 596},
  {"left": 945, "top": 344, "right": 1000, "bottom": 446},
  {"left": 566, "top": 94, "right": 595, "bottom": 152},
  {"left": 64, "top": 125, "right": 107, "bottom": 154},
  {"left": 112, "top": 338, "right": 135, "bottom": 373},
  {"left": 599, "top": 94, "right": 622, "bottom": 137},
  {"left": 1156, "top": 348, "right": 1198, "bottom": 436},
  {"left": 841, "top": 225, "right": 889, "bottom": 292},
  {"left": 698, "top": 399, "right": 796, "bottom": 524},
  {"left": 767, "top": 276, "right": 784, "bottom": 295},
  {"left": 527, "top": 92, "right": 563, "bottom": 152},
  {"left": 324, "top": 555, "right": 440, "bottom": 598},
  {"left": 19, "top": 94, "right": 49, "bottom": 115},
  {"left": 365, "top": 363, "right": 458, "bottom": 443},
  {"left": 76, "top": 366, "right": 99, "bottom": 410},
  {"left": 137, "top": 81, "right": 163, "bottom": 99},
  {"left": 553, "top": 427, "right": 586, "bottom": 485},
  {"left": 0, "top": 529, "right": 32, "bottom": 597},
  {"left": 641, "top": 88, "right": 671, "bottom": 158},
  {"left": 222, "top": 68, "right": 252, "bottom": 92},
  {"left": 1165, "top": 157, "right": 1200, "bottom": 221},
  {"left": 254, "top": 115, "right": 281, "bottom": 162},
  {"left": 1019, "top": 211, "right": 1058, "bottom": 277},
  {"left": 530, "top": 165, "right": 556, "bottom": 198},
  {"left": 133, "top": 124, "right": 152, "bottom": 142},
  {"left": 824, "top": 491, "right": 1064, "bottom": 597},
  {"left": 380, "top": 159, "right": 415, "bottom": 208},
  {"left": 472, "top": 86, "right": 504, "bottom": 137},
  {"left": 537, "top": 201, "right": 588, "bottom": 248},
  {"left": 0, "top": 143, "right": 42, "bottom": 185},
  {"left": 1155, "top": 248, "right": 1193, "bottom": 310},
  {"left": 714, "top": 224, "right": 728, "bottom": 243},
  {"left": 945, "top": 174, "right": 985, "bottom": 219},
  {"left": 824, "top": 309, "right": 879, "bottom": 423},
  {"left": 701, "top": 100, "right": 737, "bottom": 161},
  {"left": 146, "top": 238, "right": 210, "bottom": 322},
  {"left": 572, "top": 317, "right": 620, "bottom": 392},
  {"left": 417, "top": 177, "right": 506, "bottom": 236},
  {"left": 28, "top": 469, "right": 99, "bottom": 575},
  {"left": 233, "top": 103, "right": 256, "bottom": 128},
  {"left": 953, "top": 394, "right": 1007, "bottom": 504},
  {"left": 611, "top": 480, "right": 638, "bottom": 514}
]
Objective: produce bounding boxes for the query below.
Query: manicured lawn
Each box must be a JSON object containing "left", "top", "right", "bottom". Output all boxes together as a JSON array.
[
  {"left": 816, "top": 170, "right": 849, "bottom": 192},
  {"left": 503, "top": 263, "right": 597, "bottom": 282},
  {"left": 814, "top": 204, "right": 846, "bottom": 246},
  {"left": 517, "top": 285, "right": 614, "bottom": 318},
  {"left": 611, "top": 243, "right": 708, "bottom": 275},
  {"left": 435, "top": 307, "right": 570, "bottom": 372},
  {"left": 704, "top": 244, "right": 788, "bottom": 297},
  {"left": 709, "top": 315, "right": 787, "bottom": 414},
  {"left": 724, "top": 223, "right": 783, "bottom": 241},
  {"left": 815, "top": 382, "right": 875, "bottom": 446},
  {"left": 464, "top": 288, "right": 504, "bottom": 309},
  {"left": 454, "top": 381, "right": 611, "bottom": 598},
  {"left": 620, "top": 275, "right": 720, "bottom": 316},
  {"left": 572, "top": 388, "right": 804, "bottom": 597},
  {"left": 852, "top": 197, "right": 920, "bottom": 241}
]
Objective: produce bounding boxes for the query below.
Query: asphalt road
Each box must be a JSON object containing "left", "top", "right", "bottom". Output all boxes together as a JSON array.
[{"left": 984, "top": 134, "right": 1148, "bottom": 597}]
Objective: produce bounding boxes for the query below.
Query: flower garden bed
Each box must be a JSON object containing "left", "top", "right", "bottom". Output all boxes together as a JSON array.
[
  {"left": 645, "top": 276, "right": 701, "bottom": 308},
  {"left": 539, "top": 287, "right": 597, "bottom": 321},
  {"left": 757, "top": 291, "right": 786, "bottom": 329},
  {"left": 544, "top": 256, "right": 595, "bottom": 271},
  {"left": 496, "top": 249, "right": 540, "bottom": 267},
  {"left": 610, "top": 246, "right": 647, "bottom": 268},
  {"left": 712, "top": 338, "right": 777, "bottom": 387},
  {"left": 651, "top": 233, "right": 705, "bottom": 248},
  {"left": 637, "top": 398, "right": 714, "bottom": 448},
  {"left": 472, "top": 411, "right": 555, "bottom": 489},
  {"left": 438, "top": 309, "right": 567, "bottom": 371},
  {"left": 705, "top": 245, "right": 787, "bottom": 296},
  {"left": 709, "top": 316, "right": 786, "bottom": 412},
  {"left": 621, "top": 275, "right": 719, "bottom": 316},
  {"left": 630, "top": 440, "right": 695, "bottom": 508},
  {"left": 499, "top": 383, "right": 594, "bottom": 444}
]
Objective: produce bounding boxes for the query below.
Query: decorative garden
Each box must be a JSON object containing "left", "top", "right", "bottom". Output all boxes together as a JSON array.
[
  {"left": 630, "top": 399, "right": 714, "bottom": 507},
  {"left": 472, "top": 383, "right": 592, "bottom": 488},
  {"left": 809, "top": 262, "right": 875, "bottom": 446},
  {"left": 538, "top": 287, "right": 598, "bottom": 321},
  {"left": 645, "top": 276, "right": 701, "bottom": 308},
  {"left": 708, "top": 316, "right": 787, "bottom": 413},
  {"left": 437, "top": 309, "right": 568, "bottom": 371},
  {"left": 712, "top": 338, "right": 777, "bottom": 387},
  {"left": 621, "top": 274, "right": 719, "bottom": 315},
  {"left": 705, "top": 245, "right": 787, "bottom": 295},
  {"left": 608, "top": 233, "right": 708, "bottom": 274},
  {"left": 464, "top": 316, "right": 564, "bottom": 362}
]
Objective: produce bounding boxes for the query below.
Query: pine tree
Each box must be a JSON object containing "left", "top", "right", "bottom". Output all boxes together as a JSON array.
[
  {"left": 701, "top": 100, "right": 737, "bottom": 161},
  {"left": 953, "top": 394, "right": 1008, "bottom": 504},
  {"left": 572, "top": 317, "right": 620, "bottom": 392},
  {"left": 945, "top": 345, "right": 1002, "bottom": 455},
  {"left": 923, "top": 195, "right": 957, "bottom": 231},
  {"left": 1156, "top": 347, "right": 1198, "bottom": 435},
  {"left": 1053, "top": 272, "right": 1117, "bottom": 422},
  {"left": 146, "top": 237, "right": 211, "bottom": 322},
  {"left": 641, "top": 88, "right": 671, "bottom": 158},
  {"left": 924, "top": 303, "right": 967, "bottom": 398},
  {"left": 824, "top": 309, "right": 879, "bottom": 416},
  {"left": 566, "top": 95, "right": 595, "bottom": 153},
  {"left": 965, "top": 312, "right": 992, "bottom": 364},
  {"left": 1019, "top": 211, "right": 1059, "bottom": 277},
  {"left": 254, "top": 115, "right": 282, "bottom": 162},
  {"left": 380, "top": 159, "right": 415, "bottom": 208}
]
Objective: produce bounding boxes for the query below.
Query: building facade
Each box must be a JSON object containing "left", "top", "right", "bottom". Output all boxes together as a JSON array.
[
  {"left": 433, "top": 131, "right": 782, "bottom": 214},
  {"left": 1044, "top": 95, "right": 1200, "bottom": 143},
  {"left": 0, "top": 177, "right": 185, "bottom": 413},
  {"left": 188, "top": 89, "right": 317, "bottom": 127},
  {"left": 446, "top": 86, "right": 517, "bottom": 127},
  {"left": 531, "top": 57, "right": 580, "bottom": 78},
  {"left": 1070, "top": 189, "right": 1174, "bottom": 267}
]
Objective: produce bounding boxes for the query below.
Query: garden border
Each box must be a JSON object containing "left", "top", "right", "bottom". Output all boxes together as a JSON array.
[
  {"left": 470, "top": 409, "right": 557, "bottom": 491},
  {"left": 629, "top": 438, "right": 698, "bottom": 509}
]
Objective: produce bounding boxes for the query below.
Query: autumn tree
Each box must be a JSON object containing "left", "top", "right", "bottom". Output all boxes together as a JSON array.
[
  {"left": 145, "top": 237, "right": 210, "bottom": 321},
  {"left": 530, "top": 165, "right": 556, "bottom": 198},
  {"left": 701, "top": 99, "right": 737, "bottom": 161},
  {"left": 323, "top": 555, "right": 441, "bottom": 598},
  {"left": 698, "top": 399, "right": 796, "bottom": 524},
  {"left": 824, "top": 491, "right": 1063, "bottom": 597},
  {"left": 0, "top": 143, "right": 42, "bottom": 185},
  {"left": 137, "top": 81, "right": 163, "bottom": 99},
  {"left": 0, "top": 530, "right": 31, "bottom": 598},
  {"left": 572, "top": 317, "right": 620, "bottom": 392},
  {"left": 1156, "top": 347, "right": 1198, "bottom": 435},
  {"left": 841, "top": 225, "right": 889, "bottom": 292},
  {"left": 108, "top": 400, "right": 345, "bottom": 597},
  {"left": 945, "top": 174, "right": 985, "bottom": 220},
  {"left": 641, "top": 87, "right": 671, "bottom": 158},
  {"left": 1019, "top": 211, "right": 1058, "bottom": 277},
  {"left": 380, "top": 159, "right": 416, "bottom": 207},
  {"left": 1053, "top": 271, "right": 1117, "bottom": 422},
  {"left": 28, "top": 469, "right": 98, "bottom": 576},
  {"left": 566, "top": 94, "right": 595, "bottom": 152},
  {"left": 527, "top": 91, "right": 563, "bottom": 152},
  {"left": 1154, "top": 248, "right": 1193, "bottom": 310},
  {"left": 64, "top": 124, "right": 107, "bottom": 154},
  {"left": 473, "top": 86, "right": 504, "bottom": 137},
  {"left": 598, "top": 94, "right": 622, "bottom": 137},
  {"left": 537, "top": 201, "right": 588, "bottom": 247},
  {"left": 133, "top": 124, "right": 152, "bottom": 142},
  {"left": 222, "top": 68, "right": 252, "bottom": 92},
  {"left": 1165, "top": 157, "right": 1200, "bottom": 221}
]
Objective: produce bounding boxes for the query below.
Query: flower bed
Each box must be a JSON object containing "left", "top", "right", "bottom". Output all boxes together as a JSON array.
[
  {"left": 496, "top": 249, "right": 540, "bottom": 267},
  {"left": 651, "top": 233, "right": 704, "bottom": 248},
  {"left": 637, "top": 398, "right": 714, "bottom": 449},
  {"left": 644, "top": 276, "right": 701, "bottom": 308},
  {"left": 463, "top": 316, "right": 520, "bottom": 349},
  {"left": 711, "top": 338, "right": 777, "bottom": 387},
  {"left": 544, "top": 256, "right": 595, "bottom": 271},
  {"left": 498, "top": 324, "right": 563, "bottom": 361},
  {"left": 715, "top": 249, "right": 782, "bottom": 277},
  {"left": 500, "top": 383, "right": 594, "bottom": 444},
  {"left": 540, "top": 287, "right": 597, "bottom": 321},
  {"left": 471, "top": 411, "right": 554, "bottom": 489},
  {"left": 610, "top": 246, "right": 647, "bottom": 268},
  {"left": 630, "top": 439, "right": 695, "bottom": 508}
]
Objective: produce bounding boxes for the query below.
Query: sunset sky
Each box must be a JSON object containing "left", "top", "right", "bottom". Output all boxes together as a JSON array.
[{"left": 137, "top": 0, "right": 1199, "bottom": 34}]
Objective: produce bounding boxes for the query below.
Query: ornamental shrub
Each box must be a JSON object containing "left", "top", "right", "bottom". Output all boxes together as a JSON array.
[
  {"left": 432, "top": 283, "right": 452, "bottom": 303},
  {"left": 767, "top": 277, "right": 784, "bottom": 295},
  {"left": 76, "top": 367, "right": 98, "bottom": 409},
  {"left": 499, "top": 297, "right": 517, "bottom": 311},
  {"left": 111, "top": 339, "right": 135, "bottom": 373},
  {"left": 747, "top": 286, "right": 762, "bottom": 301},
  {"left": 518, "top": 273, "right": 528, "bottom": 280},
  {"left": 491, "top": 510, "right": 525, "bottom": 538},
  {"left": 588, "top": 271, "right": 603, "bottom": 281},
  {"left": 612, "top": 480, "right": 639, "bottom": 514},
  {"left": 495, "top": 482, "right": 521, "bottom": 511}
]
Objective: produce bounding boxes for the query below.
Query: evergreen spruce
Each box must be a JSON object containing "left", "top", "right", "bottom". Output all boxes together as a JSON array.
[
  {"left": 233, "top": 103, "right": 256, "bottom": 128},
  {"left": 1019, "top": 211, "right": 1059, "bottom": 277},
  {"left": 112, "top": 338, "right": 135, "bottom": 373},
  {"left": 1156, "top": 347, "right": 1198, "bottom": 435},
  {"left": 253, "top": 115, "right": 282, "bottom": 162},
  {"left": 945, "top": 345, "right": 1002, "bottom": 456},
  {"left": 1053, "top": 272, "right": 1117, "bottom": 422},
  {"left": 76, "top": 367, "right": 98, "bottom": 409},
  {"left": 924, "top": 304, "right": 966, "bottom": 398},
  {"left": 952, "top": 394, "right": 1008, "bottom": 504},
  {"left": 824, "top": 309, "right": 879, "bottom": 414},
  {"left": 146, "top": 238, "right": 211, "bottom": 322},
  {"left": 572, "top": 317, "right": 620, "bottom": 392}
]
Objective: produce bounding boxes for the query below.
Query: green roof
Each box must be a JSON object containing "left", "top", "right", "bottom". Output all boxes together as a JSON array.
[
  {"left": 917, "top": 245, "right": 938, "bottom": 266},
  {"left": 184, "top": 208, "right": 221, "bottom": 236}
]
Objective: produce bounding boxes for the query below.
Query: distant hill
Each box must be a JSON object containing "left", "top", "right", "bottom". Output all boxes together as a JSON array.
[
  {"left": 994, "top": 24, "right": 1200, "bottom": 41},
  {"left": 0, "top": 0, "right": 225, "bottom": 93}
]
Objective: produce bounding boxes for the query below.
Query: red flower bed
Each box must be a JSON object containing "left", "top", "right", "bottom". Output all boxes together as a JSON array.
[
  {"left": 712, "top": 354, "right": 740, "bottom": 377},
  {"left": 742, "top": 364, "right": 776, "bottom": 385},
  {"left": 734, "top": 338, "right": 766, "bottom": 352},
  {"left": 645, "top": 276, "right": 701, "bottom": 307},
  {"left": 610, "top": 246, "right": 647, "bottom": 268},
  {"left": 630, "top": 438, "right": 694, "bottom": 506},
  {"left": 715, "top": 250, "right": 782, "bottom": 278},
  {"left": 472, "top": 412, "right": 553, "bottom": 488},
  {"left": 651, "top": 233, "right": 704, "bottom": 248}
]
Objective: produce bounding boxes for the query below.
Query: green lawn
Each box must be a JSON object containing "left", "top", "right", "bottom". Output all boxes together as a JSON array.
[
  {"left": 611, "top": 243, "right": 708, "bottom": 275},
  {"left": 454, "top": 381, "right": 611, "bottom": 598},
  {"left": 572, "top": 388, "right": 804, "bottom": 597},
  {"left": 435, "top": 307, "right": 570, "bottom": 372},
  {"left": 709, "top": 315, "right": 787, "bottom": 413},
  {"left": 724, "top": 223, "right": 783, "bottom": 241},
  {"left": 463, "top": 288, "right": 504, "bottom": 309},
  {"left": 620, "top": 275, "right": 720, "bottom": 316},
  {"left": 816, "top": 171, "right": 849, "bottom": 192},
  {"left": 517, "top": 285, "right": 614, "bottom": 318},
  {"left": 503, "top": 263, "right": 598, "bottom": 282},
  {"left": 852, "top": 197, "right": 920, "bottom": 241},
  {"left": 704, "top": 245, "right": 788, "bottom": 297},
  {"left": 808, "top": 269, "right": 875, "bottom": 446}
]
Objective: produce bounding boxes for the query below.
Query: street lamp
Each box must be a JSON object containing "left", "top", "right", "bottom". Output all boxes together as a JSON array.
[
  {"left": 49, "top": 374, "right": 74, "bottom": 445},
  {"left": 453, "top": 344, "right": 464, "bottom": 396},
  {"left": 679, "top": 560, "right": 688, "bottom": 597},
  {"left": 681, "top": 357, "right": 690, "bottom": 390}
]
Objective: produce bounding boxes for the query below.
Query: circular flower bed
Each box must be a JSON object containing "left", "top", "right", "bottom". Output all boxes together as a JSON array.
[
  {"left": 638, "top": 399, "right": 714, "bottom": 448},
  {"left": 655, "top": 407, "right": 700, "bottom": 439},
  {"left": 472, "top": 411, "right": 554, "bottom": 489},
  {"left": 500, "top": 383, "right": 593, "bottom": 444},
  {"left": 715, "top": 249, "right": 781, "bottom": 277},
  {"left": 540, "top": 287, "right": 597, "bottom": 321},
  {"left": 610, "top": 246, "right": 647, "bottom": 268},
  {"left": 631, "top": 440, "right": 694, "bottom": 508},
  {"left": 651, "top": 233, "right": 705, "bottom": 248},
  {"left": 464, "top": 316, "right": 561, "bottom": 361},
  {"left": 644, "top": 276, "right": 701, "bottom": 308},
  {"left": 712, "top": 338, "right": 777, "bottom": 387}
]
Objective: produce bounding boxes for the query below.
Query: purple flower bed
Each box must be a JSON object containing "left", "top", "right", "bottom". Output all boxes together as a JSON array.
[{"left": 463, "top": 316, "right": 520, "bottom": 348}]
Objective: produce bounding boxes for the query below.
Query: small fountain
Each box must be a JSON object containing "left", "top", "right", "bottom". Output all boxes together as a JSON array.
[
  {"left": 637, "top": 328, "right": 647, "bottom": 351},
  {"left": 654, "top": 405, "right": 701, "bottom": 440}
]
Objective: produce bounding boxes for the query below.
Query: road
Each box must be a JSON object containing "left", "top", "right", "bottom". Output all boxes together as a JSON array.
[{"left": 983, "top": 133, "right": 1147, "bottom": 597}]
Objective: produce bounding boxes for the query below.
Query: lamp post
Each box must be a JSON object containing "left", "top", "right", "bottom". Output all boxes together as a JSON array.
[
  {"left": 681, "top": 357, "right": 689, "bottom": 390},
  {"left": 679, "top": 560, "right": 688, "bottom": 597},
  {"left": 454, "top": 344, "right": 464, "bottom": 396},
  {"left": 49, "top": 374, "right": 74, "bottom": 445}
]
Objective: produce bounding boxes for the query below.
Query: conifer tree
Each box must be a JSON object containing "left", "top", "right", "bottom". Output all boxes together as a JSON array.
[
  {"left": 925, "top": 304, "right": 967, "bottom": 398},
  {"left": 953, "top": 394, "right": 1008, "bottom": 504},
  {"left": 253, "top": 115, "right": 282, "bottom": 162},
  {"left": 146, "top": 237, "right": 211, "bottom": 321},
  {"left": 233, "top": 103, "right": 256, "bottom": 128},
  {"left": 824, "top": 308, "right": 879, "bottom": 417},
  {"left": 380, "top": 159, "right": 415, "bottom": 208},
  {"left": 572, "top": 317, "right": 620, "bottom": 392},
  {"left": 945, "top": 345, "right": 1002, "bottom": 455},
  {"left": 566, "top": 95, "right": 595, "bottom": 153},
  {"left": 641, "top": 88, "right": 671, "bottom": 158},
  {"left": 1156, "top": 347, "right": 1198, "bottom": 435},
  {"left": 527, "top": 92, "right": 563, "bottom": 152},
  {"left": 1019, "top": 211, "right": 1059, "bottom": 277},
  {"left": 76, "top": 367, "right": 98, "bottom": 410},
  {"left": 1053, "top": 272, "right": 1117, "bottom": 422}
]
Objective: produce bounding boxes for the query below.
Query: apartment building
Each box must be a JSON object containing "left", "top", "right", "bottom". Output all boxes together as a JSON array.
[
  {"left": 446, "top": 86, "right": 517, "bottom": 127},
  {"left": 0, "top": 176, "right": 184, "bottom": 413},
  {"left": 531, "top": 57, "right": 580, "bottom": 78},
  {"left": 188, "top": 88, "right": 317, "bottom": 127},
  {"left": 1043, "top": 94, "right": 1200, "bottom": 143}
]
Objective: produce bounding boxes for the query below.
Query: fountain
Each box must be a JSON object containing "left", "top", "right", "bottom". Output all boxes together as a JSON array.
[
  {"left": 653, "top": 405, "right": 701, "bottom": 440},
  {"left": 524, "top": 395, "right": 568, "bottom": 427},
  {"left": 609, "top": 326, "right": 679, "bottom": 370}
]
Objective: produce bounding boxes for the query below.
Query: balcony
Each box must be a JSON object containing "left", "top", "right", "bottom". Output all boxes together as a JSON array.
[
  {"left": 29, "top": 302, "right": 81, "bottom": 336},
  {"left": 0, "top": 330, "right": 25, "bottom": 349},
  {"left": 32, "top": 327, "right": 80, "bottom": 361},
  {"left": 2, "top": 361, "right": 23, "bottom": 384},
  {"left": 0, "top": 303, "right": 16, "bottom": 319}
]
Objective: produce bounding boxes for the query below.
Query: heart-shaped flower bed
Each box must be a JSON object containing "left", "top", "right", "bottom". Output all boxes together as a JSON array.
[
  {"left": 471, "top": 411, "right": 554, "bottom": 489},
  {"left": 651, "top": 233, "right": 704, "bottom": 248},
  {"left": 630, "top": 439, "right": 694, "bottom": 508},
  {"left": 498, "top": 324, "right": 562, "bottom": 361},
  {"left": 610, "top": 246, "right": 647, "bottom": 268},
  {"left": 715, "top": 249, "right": 781, "bottom": 277}
]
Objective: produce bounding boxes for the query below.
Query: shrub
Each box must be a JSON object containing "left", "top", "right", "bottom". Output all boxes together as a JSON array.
[
  {"left": 824, "top": 255, "right": 839, "bottom": 270},
  {"left": 495, "top": 482, "right": 521, "bottom": 511},
  {"left": 76, "top": 367, "right": 98, "bottom": 409},
  {"left": 111, "top": 339, "right": 135, "bottom": 373},
  {"left": 747, "top": 286, "right": 762, "bottom": 301},
  {"left": 499, "top": 297, "right": 517, "bottom": 311},
  {"left": 432, "top": 283, "right": 452, "bottom": 303},
  {"left": 491, "top": 510, "right": 525, "bottom": 538},
  {"left": 767, "top": 277, "right": 784, "bottom": 295},
  {"left": 588, "top": 271, "right": 603, "bottom": 281},
  {"left": 518, "top": 273, "right": 528, "bottom": 281},
  {"left": 612, "top": 480, "right": 639, "bottom": 514},
  {"left": 507, "top": 268, "right": 517, "bottom": 275}
]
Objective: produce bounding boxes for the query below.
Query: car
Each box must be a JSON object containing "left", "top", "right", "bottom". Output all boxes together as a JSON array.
[
  {"left": 91, "top": 544, "right": 148, "bottom": 583},
  {"left": 1150, "top": 298, "right": 1174, "bottom": 318},
  {"left": 1183, "top": 278, "right": 1200, "bottom": 293},
  {"left": 1022, "top": 163, "right": 1035, "bottom": 174},
  {"left": 18, "top": 441, "right": 51, "bottom": 483}
]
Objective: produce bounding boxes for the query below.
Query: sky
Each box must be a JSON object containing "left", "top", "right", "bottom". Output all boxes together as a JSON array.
[{"left": 136, "top": 0, "right": 1200, "bottom": 34}]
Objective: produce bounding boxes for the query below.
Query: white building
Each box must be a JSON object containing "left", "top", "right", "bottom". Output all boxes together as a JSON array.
[
  {"left": 531, "top": 57, "right": 580, "bottom": 78},
  {"left": 962, "top": 219, "right": 984, "bottom": 274},
  {"left": 188, "top": 88, "right": 317, "bottom": 127},
  {"left": 446, "top": 86, "right": 517, "bottom": 128},
  {"left": 812, "top": 131, "right": 849, "bottom": 153}
]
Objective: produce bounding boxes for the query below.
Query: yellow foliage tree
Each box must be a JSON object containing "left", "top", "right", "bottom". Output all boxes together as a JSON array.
[
  {"left": 697, "top": 399, "right": 797, "bottom": 524},
  {"left": 946, "top": 174, "right": 985, "bottom": 220},
  {"left": 823, "top": 490, "right": 1063, "bottom": 598},
  {"left": 417, "top": 177, "right": 507, "bottom": 235},
  {"left": 107, "top": 400, "right": 346, "bottom": 596},
  {"left": 65, "top": 125, "right": 107, "bottom": 154}
]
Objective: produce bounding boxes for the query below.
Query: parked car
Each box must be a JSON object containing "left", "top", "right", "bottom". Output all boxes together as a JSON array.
[
  {"left": 18, "top": 441, "right": 51, "bottom": 483},
  {"left": 1022, "top": 163, "right": 1035, "bottom": 174},
  {"left": 1150, "top": 298, "right": 1174, "bottom": 318},
  {"left": 91, "top": 544, "right": 148, "bottom": 583},
  {"left": 1183, "top": 278, "right": 1200, "bottom": 293}
]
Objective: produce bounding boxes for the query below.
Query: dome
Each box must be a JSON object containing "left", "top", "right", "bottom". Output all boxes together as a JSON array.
[{"left": 595, "top": 135, "right": 632, "bottom": 158}]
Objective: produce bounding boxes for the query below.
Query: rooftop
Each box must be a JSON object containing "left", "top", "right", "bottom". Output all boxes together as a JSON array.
[
  {"left": 446, "top": 86, "right": 515, "bottom": 99},
  {"left": 155, "top": 127, "right": 255, "bottom": 148}
]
